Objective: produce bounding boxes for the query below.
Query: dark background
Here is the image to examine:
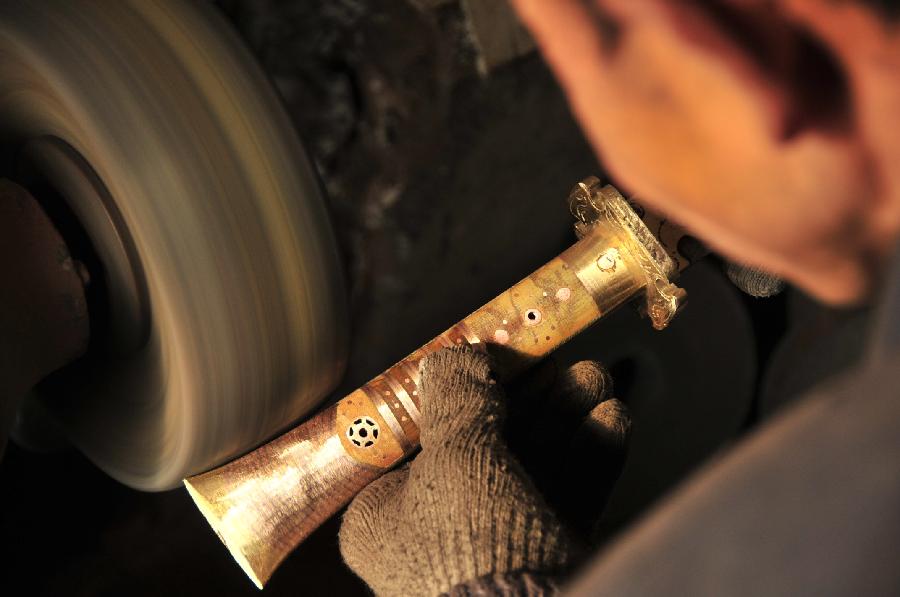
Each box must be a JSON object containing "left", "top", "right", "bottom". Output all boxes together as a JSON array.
[{"left": 1, "top": 1, "right": 840, "bottom": 595}]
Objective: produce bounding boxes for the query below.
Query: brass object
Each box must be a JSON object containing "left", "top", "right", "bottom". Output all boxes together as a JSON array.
[{"left": 185, "top": 178, "right": 690, "bottom": 588}]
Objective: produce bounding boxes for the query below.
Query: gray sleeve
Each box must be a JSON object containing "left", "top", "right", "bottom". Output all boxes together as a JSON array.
[{"left": 565, "top": 351, "right": 900, "bottom": 597}]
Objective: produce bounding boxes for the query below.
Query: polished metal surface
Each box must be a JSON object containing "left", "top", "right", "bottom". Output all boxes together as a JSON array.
[
  {"left": 569, "top": 177, "right": 688, "bottom": 329},
  {"left": 185, "top": 183, "right": 689, "bottom": 587},
  {"left": 0, "top": 0, "right": 348, "bottom": 490}
]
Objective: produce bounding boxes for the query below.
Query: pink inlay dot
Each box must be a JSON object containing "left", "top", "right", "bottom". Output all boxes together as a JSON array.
[
  {"left": 556, "top": 287, "right": 572, "bottom": 302},
  {"left": 494, "top": 329, "right": 510, "bottom": 344}
]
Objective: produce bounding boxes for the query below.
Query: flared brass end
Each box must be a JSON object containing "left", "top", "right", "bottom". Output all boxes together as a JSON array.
[{"left": 184, "top": 478, "right": 265, "bottom": 589}]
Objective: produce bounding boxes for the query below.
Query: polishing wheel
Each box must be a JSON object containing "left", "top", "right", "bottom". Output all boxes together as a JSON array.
[{"left": 0, "top": 0, "right": 349, "bottom": 490}]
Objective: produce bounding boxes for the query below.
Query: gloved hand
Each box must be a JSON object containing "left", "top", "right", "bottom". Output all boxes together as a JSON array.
[
  {"left": 725, "top": 262, "right": 785, "bottom": 298},
  {"left": 339, "top": 347, "right": 630, "bottom": 596}
]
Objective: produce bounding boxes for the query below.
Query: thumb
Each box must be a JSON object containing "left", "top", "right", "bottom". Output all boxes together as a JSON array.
[
  {"left": 339, "top": 465, "right": 410, "bottom": 577},
  {"left": 417, "top": 347, "right": 505, "bottom": 450}
]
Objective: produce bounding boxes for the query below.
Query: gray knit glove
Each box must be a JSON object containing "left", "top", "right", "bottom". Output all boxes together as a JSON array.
[
  {"left": 726, "top": 262, "right": 785, "bottom": 298},
  {"left": 339, "top": 347, "right": 630, "bottom": 596}
]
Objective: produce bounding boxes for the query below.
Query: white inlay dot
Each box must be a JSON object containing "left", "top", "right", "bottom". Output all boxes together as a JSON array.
[{"left": 597, "top": 248, "right": 620, "bottom": 272}]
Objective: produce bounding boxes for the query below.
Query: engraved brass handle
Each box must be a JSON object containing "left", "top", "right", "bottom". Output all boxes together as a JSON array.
[{"left": 184, "top": 179, "right": 692, "bottom": 588}]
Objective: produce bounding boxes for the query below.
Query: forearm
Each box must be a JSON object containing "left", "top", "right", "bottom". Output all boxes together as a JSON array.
[{"left": 566, "top": 351, "right": 900, "bottom": 596}]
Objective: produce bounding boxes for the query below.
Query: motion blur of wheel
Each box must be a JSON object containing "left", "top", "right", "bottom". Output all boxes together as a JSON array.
[{"left": 0, "top": 0, "right": 349, "bottom": 490}]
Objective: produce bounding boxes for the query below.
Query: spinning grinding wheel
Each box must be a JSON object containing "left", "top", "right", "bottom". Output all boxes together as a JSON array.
[{"left": 0, "top": 0, "right": 348, "bottom": 490}]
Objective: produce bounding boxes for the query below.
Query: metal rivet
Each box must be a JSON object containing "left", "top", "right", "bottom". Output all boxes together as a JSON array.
[{"left": 597, "top": 248, "right": 620, "bottom": 272}]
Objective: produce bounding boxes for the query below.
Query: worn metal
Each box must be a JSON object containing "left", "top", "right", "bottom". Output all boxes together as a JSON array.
[{"left": 185, "top": 179, "right": 691, "bottom": 588}]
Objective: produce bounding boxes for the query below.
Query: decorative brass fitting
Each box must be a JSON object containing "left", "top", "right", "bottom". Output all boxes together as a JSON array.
[{"left": 569, "top": 176, "right": 686, "bottom": 329}]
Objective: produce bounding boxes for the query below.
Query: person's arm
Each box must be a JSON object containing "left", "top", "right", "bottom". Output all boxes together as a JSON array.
[
  {"left": 566, "top": 345, "right": 900, "bottom": 596},
  {"left": 566, "top": 241, "right": 900, "bottom": 595}
]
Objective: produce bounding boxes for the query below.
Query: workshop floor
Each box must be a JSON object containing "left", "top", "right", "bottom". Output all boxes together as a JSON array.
[{"left": 1, "top": 2, "right": 781, "bottom": 595}]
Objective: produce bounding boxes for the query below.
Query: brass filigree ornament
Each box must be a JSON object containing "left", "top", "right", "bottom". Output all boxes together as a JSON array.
[{"left": 569, "top": 177, "right": 686, "bottom": 329}]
